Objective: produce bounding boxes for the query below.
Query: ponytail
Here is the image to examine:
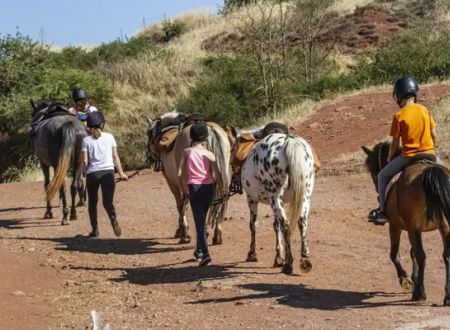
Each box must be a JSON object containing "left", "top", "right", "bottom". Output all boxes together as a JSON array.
[{"left": 90, "top": 127, "right": 102, "bottom": 140}]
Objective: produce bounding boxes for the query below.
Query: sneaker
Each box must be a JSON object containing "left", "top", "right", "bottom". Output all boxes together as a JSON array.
[
  {"left": 199, "top": 255, "right": 212, "bottom": 267},
  {"left": 112, "top": 221, "right": 122, "bottom": 237},
  {"left": 88, "top": 230, "right": 99, "bottom": 238},
  {"left": 373, "top": 211, "right": 389, "bottom": 225}
]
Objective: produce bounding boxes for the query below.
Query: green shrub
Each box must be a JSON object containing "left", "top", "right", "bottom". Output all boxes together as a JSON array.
[
  {"left": 161, "top": 19, "right": 187, "bottom": 42},
  {"left": 177, "top": 56, "right": 265, "bottom": 127}
]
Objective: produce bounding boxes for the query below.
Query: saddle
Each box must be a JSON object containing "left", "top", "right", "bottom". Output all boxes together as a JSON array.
[
  {"left": 385, "top": 154, "right": 437, "bottom": 203},
  {"left": 30, "top": 102, "right": 72, "bottom": 137},
  {"left": 152, "top": 113, "right": 207, "bottom": 153}
]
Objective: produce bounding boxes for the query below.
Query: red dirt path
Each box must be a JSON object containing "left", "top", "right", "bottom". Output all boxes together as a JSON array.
[{"left": 1, "top": 84, "right": 450, "bottom": 329}]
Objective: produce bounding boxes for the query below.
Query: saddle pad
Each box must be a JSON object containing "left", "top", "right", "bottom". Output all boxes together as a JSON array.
[
  {"left": 156, "top": 127, "right": 179, "bottom": 153},
  {"left": 385, "top": 172, "right": 402, "bottom": 201},
  {"left": 232, "top": 139, "right": 257, "bottom": 167}
]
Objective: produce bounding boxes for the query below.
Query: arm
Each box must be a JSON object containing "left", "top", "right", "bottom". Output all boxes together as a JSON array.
[
  {"left": 112, "top": 147, "right": 128, "bottom": 180},
  {"left": 178, "top": 150, "right": 189, "bottom": 198},
  {"left": 388, "top": 137, "right": 400, "bottom": 162},
  {"left": 431, "top": 127, "right": 437, "bottom": 145},
  {"left": 81, "top": 151, "right": 88, "bottom": 177}
]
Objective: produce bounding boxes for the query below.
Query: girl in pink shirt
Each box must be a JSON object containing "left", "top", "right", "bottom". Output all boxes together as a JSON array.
[{"left": 178, "top": 122, "right": 223, "bottom": 266}]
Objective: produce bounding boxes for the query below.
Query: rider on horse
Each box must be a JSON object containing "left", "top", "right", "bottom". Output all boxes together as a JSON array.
[
  {"left": 69, "top": 88, "right": 98, "bottom": 123},
  {"left": 373, "top": 76, "right": 438, "bottom": 225}
]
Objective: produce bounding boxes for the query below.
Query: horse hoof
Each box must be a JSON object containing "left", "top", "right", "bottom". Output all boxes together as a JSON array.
[
  {"left": 178, "top": 236, "right": 191, "bottom": 244},
  {"left": 412, "top": 292, "right": 427, "bottom": 302},
  {"left": 246, "top": 252, "right": 258, "bottom": 262},
  {"left": 43, "top": 212, "right": 53, "bottom": 219},
  {"left": 400, "top": 277, "right": 414, "bottom": 293},
  {"left": 76, "top": 201, "right": 85, "bottom": 207},
  {"left": 273, "top": 257, "right": 284, "bottom": 268},
  {"left": 70, "top": 214, "right": 77, "bottom": 221},
  {"left": 443, "top": 298, "right": 450, "bottom": 306},
  {"left": 174, "top": 228, "right": 182, "bottom": 238},
  {"left": 282, "top": 264, "right": 293, "bottom": 275},
  {"left": 212, "top": 236, "right": 222, "bottom": 245},
  {"left": 300, "top": 258, "right": 312, "bottom": 274},
  {"left": 61, "top": 219, "right": 69, "bottom": 226}
]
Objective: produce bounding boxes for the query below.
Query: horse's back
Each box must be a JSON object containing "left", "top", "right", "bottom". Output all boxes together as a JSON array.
[
  {"left": 391, "top": 162, "right": 448, "bottom": 232},
  {"left": 34, "top": 115, "right": 85, "bottom": 166}
]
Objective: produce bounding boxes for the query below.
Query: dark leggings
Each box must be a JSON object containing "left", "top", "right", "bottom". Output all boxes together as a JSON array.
[
  {"left": 189, "top": 184, "right": 214, "bottom": 256},
  {"left": 86, "top": 170, "right": 116, "bottom": 231}
]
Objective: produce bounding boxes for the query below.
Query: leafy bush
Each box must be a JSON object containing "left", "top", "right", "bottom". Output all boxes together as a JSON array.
[{"left": 177, "top": 56, "right": 265, "bottom": 127}]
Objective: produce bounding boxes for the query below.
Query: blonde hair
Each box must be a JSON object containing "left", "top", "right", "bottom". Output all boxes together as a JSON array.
[{"left": 90, "top": 127, "right": 102, "bottom": 140}]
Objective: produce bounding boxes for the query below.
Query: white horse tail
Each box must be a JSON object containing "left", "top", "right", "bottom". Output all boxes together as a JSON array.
[
  {"left": 207, "top": 125, "right": 231, "bottom": 225},
  {"left": 46, "top": 121, "right": 77, "bottom": 202},
  {"left": 284, "top": 136, "right": 308, "bottom": 236}
]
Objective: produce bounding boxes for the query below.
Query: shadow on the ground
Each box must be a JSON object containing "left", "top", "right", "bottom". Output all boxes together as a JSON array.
[
  {"left": 12, "top": 235, "right": 192, "bottom": 256},
  {"left": 0, "top": 218, "right": 60, "bottom": 230},
  {"left": 190, "top": 282, "right": 404, "bottom": 310},
  {"left": 0, "top": 206, "right": 47, "bottom": 213}
]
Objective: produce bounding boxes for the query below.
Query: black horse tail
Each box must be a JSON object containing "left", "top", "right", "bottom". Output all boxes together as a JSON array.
[
  {"left": 45, "top": 121, "right": 77, "bottom": 202},
  {"left": 422, "top": 165, "right": 450, "bottom": 229}
]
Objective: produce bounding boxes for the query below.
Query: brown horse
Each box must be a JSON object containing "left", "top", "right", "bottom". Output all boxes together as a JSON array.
[
  {"left": 362, "top": 142, "right": 450, "bottom": 306},
  {"left": 147, "top": 112, "right": 231, "bottom": 244}
]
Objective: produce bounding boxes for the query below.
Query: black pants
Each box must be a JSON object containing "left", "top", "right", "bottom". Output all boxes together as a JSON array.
[
  {"left": 189, "top": 184, "right": 214, "bottom": 256},
  {"left": 86, "top": 170, "right": 116, "bottom": 231}
]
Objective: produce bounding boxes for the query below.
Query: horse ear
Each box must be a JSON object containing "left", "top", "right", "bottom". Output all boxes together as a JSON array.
[{"left": 361, "top": 146, "right": 372, "bottom": 156}]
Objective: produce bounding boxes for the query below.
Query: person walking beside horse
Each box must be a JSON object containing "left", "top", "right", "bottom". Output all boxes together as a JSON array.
[{"left": 81, "top": 111, "right": 127, "bottom": 238}]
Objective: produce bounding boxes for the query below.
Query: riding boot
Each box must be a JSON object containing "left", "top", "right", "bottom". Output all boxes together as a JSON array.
[
  {"left": 110, "top": 216, "right": 122, "bottom": 237},
  {"left": 89, "top": 216, "right": 99, "bottom": 237}
]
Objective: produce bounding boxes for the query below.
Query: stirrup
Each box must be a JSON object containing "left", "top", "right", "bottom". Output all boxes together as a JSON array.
[{"left": 368, "top": 207, "right": 380, "bottom": 222}]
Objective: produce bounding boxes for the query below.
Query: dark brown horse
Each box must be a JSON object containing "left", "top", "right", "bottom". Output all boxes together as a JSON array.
[{"left": 362, "top": 142, "right": 450, "bottom": 306}]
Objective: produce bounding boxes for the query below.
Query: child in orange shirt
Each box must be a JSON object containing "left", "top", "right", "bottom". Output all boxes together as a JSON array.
[{"left": 373, "top": 76, "right": 437, "bottom": 225}]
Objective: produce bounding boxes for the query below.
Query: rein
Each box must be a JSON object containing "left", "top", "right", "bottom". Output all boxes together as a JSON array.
[{"left": 115, "top": 170, "right": 140, "bottom": 183}]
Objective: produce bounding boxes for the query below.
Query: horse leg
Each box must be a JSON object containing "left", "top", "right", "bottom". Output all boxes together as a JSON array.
[
  {"left": 246, "top": 198, "right": 258, "bottom": 262},
  {"left": 69, "top": 169, "right": 78, "bottom": 220},
  {"left": 211, "top": 202, "right": 224, "bottom": 246},
  {"left": 273, "top": 217, "right": 285, "bottom": 267},
  {"left": 408, "top": 231, "right": 426, "bottom": 301},
  {"left": 298, "top": 215, "right": 312, "bottom": 273},
  {"left": 389, "top": 224, "right": 413, "bottom": 292},
  {"left": 60, "top": 182, "right": 70, "bottom": 225},
  {"left": 177, "top": 198, "right": 191, "bottom": 244},
  {"left": 42, "top": 164, "right": 53, "bottom": 219},
  {"left": 271, "top": 196, "right": 292, "bottom": 275},
  {"left": 441, "top": 230, "right": 450, "bottom": 306}
]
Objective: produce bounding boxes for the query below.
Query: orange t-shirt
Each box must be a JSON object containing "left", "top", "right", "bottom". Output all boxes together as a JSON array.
[{"left": 390, "top": 103, "right": 436, "bottom": 158}]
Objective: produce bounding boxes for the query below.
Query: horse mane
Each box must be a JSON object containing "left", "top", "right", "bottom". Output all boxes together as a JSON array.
[
  {"left": 159, "top": 112, "right": 183, "bottom": 129},
  {"left": 364, "top": 141, "right": 402, "bottom": 176}
]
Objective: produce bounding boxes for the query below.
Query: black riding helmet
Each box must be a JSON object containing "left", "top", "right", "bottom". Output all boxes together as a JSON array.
[
  {"left": 86, "top": 111, "right": 105, "bottom": 128},
  {"left": 393, "top": 76, "right": 419, "bottom": 105},
  {"left": 190, "top": 122, "right": 209, "bottom": 142},
  {"left": 72, "top": 88, "right": 87, "bottom": 102}
]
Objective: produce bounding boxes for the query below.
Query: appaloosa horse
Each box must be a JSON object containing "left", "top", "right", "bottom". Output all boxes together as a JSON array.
[
  {"left": 147, "top": 112, "right": 231, "bottom": 244},
  {"left": 32, "top": 101, "right": 86, "bottom": 225},
  {"left": 363, "top": 142, "right": 450, "bottom": 305},
  {"left": 228, "top": 130, "right": 316, "bottom": 274}
]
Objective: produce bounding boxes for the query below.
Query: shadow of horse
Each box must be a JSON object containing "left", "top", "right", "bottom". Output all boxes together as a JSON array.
[
  {"left": 0, "top": 218, "right": 61, "bottom": 230},
  {"left": 190, "top": 283, "right": 406, "bottom": 311},
  {"left": 14, "top": 236, "right": 192, "bottom": 256},
  {"left": 0, "top": 206, "right": 47, "bottom": 213}
]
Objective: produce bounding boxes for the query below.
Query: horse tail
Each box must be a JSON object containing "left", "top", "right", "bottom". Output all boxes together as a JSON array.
[
  {"left": 45, "top": 121, "right": 77, "bottom": 202},
  {"left": 284, "top": 136, "right": 309, "bottom": 236},
  {"left": 421, "top": 165, "right": 450, "bottom": 229},
  {"left": 207, "top": 126, "right": 231, "bottom": 225}
]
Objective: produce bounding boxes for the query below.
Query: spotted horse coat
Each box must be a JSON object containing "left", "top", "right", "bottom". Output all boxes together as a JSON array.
[{"left": 241, "top": 133, "right": 315, "bottom": 274}]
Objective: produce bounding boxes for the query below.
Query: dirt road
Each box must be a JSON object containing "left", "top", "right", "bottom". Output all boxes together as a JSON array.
[{"left": 1, "top": 85, "right": 450, "bottom": 329}]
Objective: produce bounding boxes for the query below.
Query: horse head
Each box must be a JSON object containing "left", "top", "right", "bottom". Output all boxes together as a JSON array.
[{"left": 361, "top": 142, "right": 391, "bottom": 189}]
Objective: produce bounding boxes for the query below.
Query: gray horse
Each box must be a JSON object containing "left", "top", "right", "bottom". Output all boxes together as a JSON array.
[{"left": 32, "top": 101, "right": 87, "bottom": 225}]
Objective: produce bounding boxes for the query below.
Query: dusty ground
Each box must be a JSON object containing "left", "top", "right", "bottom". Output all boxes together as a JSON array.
[{"left": 1, "top": 84, "right": 450, "bottom": 330}]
